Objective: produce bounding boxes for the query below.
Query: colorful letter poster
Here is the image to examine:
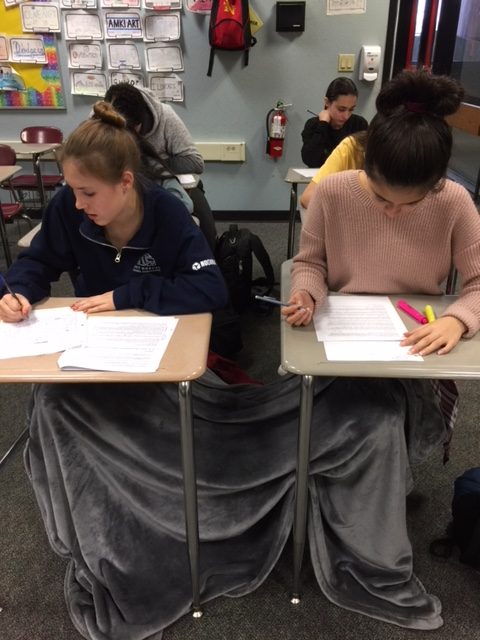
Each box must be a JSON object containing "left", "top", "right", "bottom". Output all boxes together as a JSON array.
[{"left": 0, "top": 2, "right": 65, "bottom": 108}]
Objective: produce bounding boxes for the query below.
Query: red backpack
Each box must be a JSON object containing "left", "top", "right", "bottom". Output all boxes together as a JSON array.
[{"left": 207, "top": 0, "right": 256, "bottom": 76}]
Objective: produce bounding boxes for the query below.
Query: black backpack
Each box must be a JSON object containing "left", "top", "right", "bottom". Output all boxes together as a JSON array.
[
  {"left": 215, "top": 224, "right": 274, "bottom": 314},
  {"left": 207, "top": 0, "right": 257, "bottom": 77},
  {"left": 430, "top": 467, "right": 480, "bottom": 568}
]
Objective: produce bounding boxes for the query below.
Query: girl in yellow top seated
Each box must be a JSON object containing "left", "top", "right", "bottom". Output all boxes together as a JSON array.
[{"left": 300, "top": 131, "right": 367, "bottom": 209}]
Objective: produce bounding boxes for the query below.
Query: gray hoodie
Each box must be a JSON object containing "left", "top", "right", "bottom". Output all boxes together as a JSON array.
[{"left": 138, "top": 87, "right": 204, "bottom": 176}]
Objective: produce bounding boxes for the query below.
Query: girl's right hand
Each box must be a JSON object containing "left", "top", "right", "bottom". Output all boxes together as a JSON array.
[
  {"left": 318, "top": 108, "right": 331, "bottom": 123},
  {"left": 0, "top": 293, "right": 31, "bottom": 322},
  {"left": 281, "top": 290, "right": 315, "bottom": 326}
]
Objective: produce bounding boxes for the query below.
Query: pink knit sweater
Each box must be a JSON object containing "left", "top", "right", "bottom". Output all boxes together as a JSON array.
[{"left": 291, "top": 170, "right": 480, "bottom": 337}]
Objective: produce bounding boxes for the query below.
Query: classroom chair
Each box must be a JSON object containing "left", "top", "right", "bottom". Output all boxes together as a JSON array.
[
  {"left": 0, "top": 144, "right": 33, "bottom": 239},
  {"left": 10, "top": 126, "right": 64, "bottom": 211}
]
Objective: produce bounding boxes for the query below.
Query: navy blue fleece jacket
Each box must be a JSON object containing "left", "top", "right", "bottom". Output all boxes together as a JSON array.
[{"left": 4, "top": 184, "right": 228, "bottom": 315}]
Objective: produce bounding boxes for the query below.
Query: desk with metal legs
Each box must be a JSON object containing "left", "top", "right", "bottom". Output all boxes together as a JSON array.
[
  {"left": 0, "top": 298, "right": 211, "bottom": 617},
  {"left": 280, "top": 260, "right": 480, "bottom": 603},
  {"left": 0, "top": 142, "right": 61, "bottom": 211},
  {"left": 284, "top": 168, "right": 317, "bottom": 259},
  {"left": 0, "top": 165, "right": 22, "bottom": 266}
]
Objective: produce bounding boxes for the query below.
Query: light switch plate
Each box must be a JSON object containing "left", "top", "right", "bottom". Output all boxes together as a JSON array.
[{"left": 338, "top": 53, "right": 355, "bottom": 72}]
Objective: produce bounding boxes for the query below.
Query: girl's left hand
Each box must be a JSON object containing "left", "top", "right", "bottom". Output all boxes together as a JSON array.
[
  {"left": 71, "top": 291, "right": 115, "bottom": 314},
  {"left": 400, "top": 316, "right": 466, "bottom": 356}
]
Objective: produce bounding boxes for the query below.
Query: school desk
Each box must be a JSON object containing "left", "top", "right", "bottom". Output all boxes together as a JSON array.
[
  {"left": 0, "top": 298, "right": 211, "bottom": 617},
  {"left": 0, "top": 164, "right": 22, "bottom": 266},
  {"left": 280, "top": 260, "right": 480, "bottom": 603},
  {"left": 284, "top": 168, "right": 317, "bottom": 259},
  {"left": 0, "top": 141, "right": 62, "bottom": 211}
]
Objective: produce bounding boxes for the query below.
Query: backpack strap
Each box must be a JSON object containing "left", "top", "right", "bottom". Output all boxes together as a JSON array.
[{"left": 250, "top": 232, "right": 275, "bottom": 293}]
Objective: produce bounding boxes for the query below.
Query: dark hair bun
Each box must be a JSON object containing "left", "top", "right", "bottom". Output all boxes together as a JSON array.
[
  {"left": 92, "top": 100, "right": 127, "bottom": 128},
  {"left": 376, "top": 70, "right": 464, "bottom": 118}
]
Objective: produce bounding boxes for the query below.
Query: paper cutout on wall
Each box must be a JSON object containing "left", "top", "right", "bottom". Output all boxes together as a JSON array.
[
  {"left": 110, "top": 70, "right": 144, "bottom": 86},
  {"left": 149, "top": 72, "right": 183, "bottom": 101},
  {"left": 68, "top": 42, "right": 103, "bottom": 69},
  {"left": 0, "top": 64, "right": 25, "bottom": 91},
  {"left": 71, "top": 70, "right": 107, "bottom": 95}
]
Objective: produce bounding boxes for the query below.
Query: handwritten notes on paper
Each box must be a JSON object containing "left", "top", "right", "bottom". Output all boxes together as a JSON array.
[
  {"left": 313, "top": 296, "right": 423, "bottom": 362},
  {"left": 0, "top": 307, "right": 86, "bottom": 359}
]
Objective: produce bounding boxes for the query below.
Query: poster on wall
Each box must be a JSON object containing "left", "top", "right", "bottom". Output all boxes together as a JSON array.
[
  {"left": 107, "top": 41, "right": 141, "bottom": 69},
  {"left": 60, "top": 0, "right": 98, "bottom": 8},
  {"left": 104, "top": 11, "right": 143, "bottom": 38},
  {"left": 149, "top": 72, "right": 183, "bottom": 101},
  {"left": 71, "top": 70, "right": 107, "bottom": 95},
  {"left": 110, "top": 70, "right": 144, "bottom": 86},
  {"left": 185, "top": 0, "right": 210, "bottom": 12},
  {"left": 145, "top": 43, "right": 183, "bottom": 71},
  {"left": 68, "top": 42, "right": 103, "bottom": 68},
  {"left": 20, "top": 3, "right": 62, "bottom": 33},
  {"left": 64, "top": 11, "right": 103, "bottom": 39},
  {"left": 326, "top": 0, "right": 366, "bottom": 15},
  {"left": 144, "top": 13, "right": 180, "bottom": 41}
]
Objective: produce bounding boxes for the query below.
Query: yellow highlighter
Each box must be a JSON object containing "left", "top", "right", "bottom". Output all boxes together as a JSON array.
[{"left": 424, "top": 304, "right": 436, "bottom": 323}]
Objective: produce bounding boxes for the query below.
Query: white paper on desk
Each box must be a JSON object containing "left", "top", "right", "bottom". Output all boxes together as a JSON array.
[
  {"left": 177, "top": 174, "right": 195, "bottom": 186},
  {"left": 0, "top": 307, "right": 86, "bottom": 359},
  {"left": 313, "top": 295, "right": 407, "bottom": 341},
  {"left": 292, "top": 167, "right": 318, "bottom": 179},
  {"left": 324, "top": 341, "right": 423, "bottom": 362},
  {"left": 58, "top": 316, "right": 178, "bottom": 373}
]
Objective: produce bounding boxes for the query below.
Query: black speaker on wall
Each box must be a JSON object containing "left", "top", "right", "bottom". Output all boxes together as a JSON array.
[{"left": 276, "top": 1, "right": 306, "bottom": 33}]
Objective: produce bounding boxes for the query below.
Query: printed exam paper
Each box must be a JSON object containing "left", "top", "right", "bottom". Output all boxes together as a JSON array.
[{"left": 313, "top": 295, "right": 423, "bottom": 362}]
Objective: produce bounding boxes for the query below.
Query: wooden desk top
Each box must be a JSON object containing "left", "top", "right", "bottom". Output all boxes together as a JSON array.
[
  {"left": 0, "top": 165, "right": 21, "bottom": 182},
  {"left": 0, "top": 298, "right": 212, "bottom": 384},
  {"left": 280, "top": 261, "right": 480, "bottom": 379}
]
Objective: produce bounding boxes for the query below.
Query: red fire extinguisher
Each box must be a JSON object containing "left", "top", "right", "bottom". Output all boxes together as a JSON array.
[{"left": 266, "top": 101, "right": 291, "bottom": 159}]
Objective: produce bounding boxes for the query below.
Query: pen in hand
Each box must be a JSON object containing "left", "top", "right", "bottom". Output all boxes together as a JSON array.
[
  {"left": 255, "top": 295, "right": 290, "bottom": 307},
  {"left": 0, "top": 273, "right": 21, "bottom": 305},
  {"left": 255, "top": 295, "right": 306, "bottom": 310}
]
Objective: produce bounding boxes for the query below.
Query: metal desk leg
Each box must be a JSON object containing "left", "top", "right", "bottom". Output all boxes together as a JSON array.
[
  {"left": 33, "top": 154, "right": 47, "bottom": 211},
  {"left": 0, "top": 202, "right": 12, "bottom": 267},
  {"left": 287, "top": 183, "right": 298, "bottom": 259},
  {"left": 178, "top": 380, "right": 203, "bottom": 618},
  {"left": 0, "top": 427, "right": 28, "bottom": 469},
  {"left": 291, "top": 374, "right": 314, "bottom": 604}
]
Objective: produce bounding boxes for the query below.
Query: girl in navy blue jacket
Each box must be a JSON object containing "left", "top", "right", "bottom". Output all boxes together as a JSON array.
[{"left": 0, "top": 101, "right": 227, "bottom": 321}]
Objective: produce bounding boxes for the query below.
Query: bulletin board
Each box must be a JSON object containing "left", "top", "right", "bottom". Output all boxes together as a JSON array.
[{"left": 0, "top": 3, "right": 65, "bottom": 109}]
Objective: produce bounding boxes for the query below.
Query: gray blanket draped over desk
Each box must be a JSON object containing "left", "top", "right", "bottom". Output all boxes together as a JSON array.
[{"left": 25, "top": 372, "right": 447, "bottom": 640}]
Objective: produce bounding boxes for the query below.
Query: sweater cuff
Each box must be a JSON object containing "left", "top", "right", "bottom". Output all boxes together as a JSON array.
[{"left": 440, "top": 304, "right": 480, "bottom": 338}]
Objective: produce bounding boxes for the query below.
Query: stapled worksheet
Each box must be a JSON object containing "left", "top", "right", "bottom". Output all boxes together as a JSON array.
[
  {"left": 68, "top": 42, "right": 103, "bottom": 69},
  {"left": 145, "top": 43, "right": 183, "bottom": 72},
  {"left": 64, "top": 11, "right": 103, "bottom": 40}
]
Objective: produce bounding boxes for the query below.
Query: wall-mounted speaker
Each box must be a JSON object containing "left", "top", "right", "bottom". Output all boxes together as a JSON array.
[{"left": 276, "top": 1, "right": 306, "bottom": 33}]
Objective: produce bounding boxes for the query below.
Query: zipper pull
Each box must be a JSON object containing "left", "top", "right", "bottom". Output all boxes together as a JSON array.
[{"left": 114, "top": 250, "right": 121, "bottom": 263}]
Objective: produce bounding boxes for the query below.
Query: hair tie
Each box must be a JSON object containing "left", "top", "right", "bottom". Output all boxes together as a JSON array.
[{"left": 404, "top": 101, "right": 427, "bottom": 114}]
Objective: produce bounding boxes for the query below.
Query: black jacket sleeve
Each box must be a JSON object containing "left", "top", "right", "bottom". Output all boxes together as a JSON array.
[{"left": 300, "top": 118, "right": 335, "bottom": 168}]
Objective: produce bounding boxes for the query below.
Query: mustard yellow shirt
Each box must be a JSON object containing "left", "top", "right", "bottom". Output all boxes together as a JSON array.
[{"left": 311, "top": 135, "right": 364, "bottom": 184}]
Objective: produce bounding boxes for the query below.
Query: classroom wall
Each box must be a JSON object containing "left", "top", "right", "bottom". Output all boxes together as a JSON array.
[{"left": 0, "top": 0, "right": 391, "bottom": 213}]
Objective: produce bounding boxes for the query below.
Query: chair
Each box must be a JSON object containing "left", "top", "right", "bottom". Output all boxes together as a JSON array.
[
  {"left": 10, "top": 126, "right": 64, "bottom": 211},
  {"left": 0, "top": 144, "right": 32, "bottom": 238}
]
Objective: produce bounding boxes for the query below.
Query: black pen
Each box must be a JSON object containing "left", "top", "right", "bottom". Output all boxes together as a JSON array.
[
  {"left": 306, "top": 109, "right": 318, "bottom": 117},
  {"left": 0, "top": 274, "right": 21, "bottom": 304}
]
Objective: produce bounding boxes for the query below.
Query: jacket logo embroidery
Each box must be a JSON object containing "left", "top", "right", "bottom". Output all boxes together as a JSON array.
[
  {"left": 133, "top": 253, "right": 162, "bottom": 273},
  {"left": 192, "top": 258, "right": 217, "bottom": 271}
]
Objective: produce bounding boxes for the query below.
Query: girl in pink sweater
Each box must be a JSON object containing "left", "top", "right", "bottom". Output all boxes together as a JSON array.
[
  {"left": 284, "top": 71, "right": 480, "bottom": 355},
  {"left": 281, "top": 70, "right": 480, "bottom": 629}
]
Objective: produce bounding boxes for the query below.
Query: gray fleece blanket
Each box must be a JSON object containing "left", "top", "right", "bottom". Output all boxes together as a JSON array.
[{"left": 25, "top": 372, "right": 447, "bottom": 639}]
